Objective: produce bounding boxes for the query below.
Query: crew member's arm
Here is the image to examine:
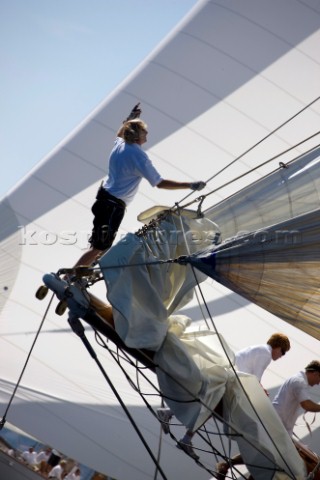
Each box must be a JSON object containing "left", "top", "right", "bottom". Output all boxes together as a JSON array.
[
  {"left": 125, "top": 103, "right": 141, "bottom": 121},
  {"left": 117, "top": 103, "right": 142, "bottom": 138},
  {"left": 300, "top": 399, "right": 320, "bottom": 412},
  {"left": 157, "top": 180, "right": 206, "bottom": 190}
]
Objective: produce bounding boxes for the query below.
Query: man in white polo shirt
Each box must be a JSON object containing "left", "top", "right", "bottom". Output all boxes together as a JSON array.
[
  {"left": 235, "top": 332, "right": 290, "bottom": 387},
  {"left": 215, "top": 333, "right": 290, "bottom": 478},
  {"left": 273, "top": 359, "right": 320, "bottom": 437}
]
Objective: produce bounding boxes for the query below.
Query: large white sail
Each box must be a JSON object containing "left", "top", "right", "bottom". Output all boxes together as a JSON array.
[{"left": 0, "top": 1, "right": 319, "bottom": 478}]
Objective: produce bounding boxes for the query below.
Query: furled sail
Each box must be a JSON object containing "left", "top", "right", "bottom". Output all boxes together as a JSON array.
[{"left": 97, "top": 210, "right": 306, "bottom": 479}]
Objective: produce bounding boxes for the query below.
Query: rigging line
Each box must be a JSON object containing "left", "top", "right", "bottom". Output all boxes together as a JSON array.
[
  {"left": 94, "top": 316, "right": 287, "bottom": 477},
  {"left": 95, "top": 320, "right": 230, "bottom": 426},
  {"left": 95, "top": 315, "right": 291, "bottom": 476},
  {"left": 197, "top": 429, "right": 248, "bottom": 480},
  {"left": 100, "top": 332, "right": 235, "bottom": 478},
  {"left": 204, "top": 96, "right": 320, "bottom": 186},
  {"left": 100, "top": 328, "right": 213, "bottom": 405},
  {"left": 68, "top": 316, "right": 169, "bottom": 480},
  {"left": 176, "top": 95, "right": 320, "bottom": 206},
  {"left": 98, "top": 255, "right": 207, "bottom": 279},
  {"left": 98, "top": 258, "right": 177, "bottom": 272},
  {"left": 176, "top": 207, "right": 211, "bottom": 329},
  {"left": 108, "top": 347, "right": 166, "bottom": 480},
  {"left": 93, "top": 335, "right": 178, "bottom": 480},
  {"left": 94, "top": 334, "right": 158, "bottom": 393},
  {"left": 203, "top": 419, "right": 232, "bottom": 469},
  {"left": 202, "top": 131, "right": 320, "bottom": 203},
  {"left": 92, "top": 262, "right": 280, "bottom": 472},
  {"left": 0, "top": 292, "right": 55, "bottom": 430},
  {"left": 153, "top": 424, "right": 164, "bottom": 480},
  {"left": 100, "top": 341, "right": 165, "bottom": 480},
  {"left": 197, "top": 425, "right": 237, "bottom": 476},
  {"left": 133, "top": 130, "right": 320, "bottom": 233},
  {"left": 147, "top": 366, "right": 166, "bottom": 480},
  {"left": 189, "top": 268, "right": 298, "bottom": 479},
  {"left": 86, "top": 248, "right": 295, "bottom": 471},
  {"left": 307, "top": 460, "right": 320, "bottom": 480},
  {"left": 94, "top": 334, "right": 163, "bottom": 402},
  {"left": 179, "top": 132, "right": 320, "bottom": 212},
  {"left": 96, "top": 332, "right": 192, "bottom": 406}
]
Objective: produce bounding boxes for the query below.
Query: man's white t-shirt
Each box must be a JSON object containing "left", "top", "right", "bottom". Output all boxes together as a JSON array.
[
  {"left": 22, "top": 450, "right": 38, "bottom": 466},
  {"left": 235, "top": 344, "right": 272, "bottom": 381},
  {"left": 103, "top": 137, "right": 162, "bottom": 205},
  {"left": 272, "top": 371, "right": 310, "bottom": 436},
  {"left": 48, "top": 464, "right": 63, "bottom": 479}
]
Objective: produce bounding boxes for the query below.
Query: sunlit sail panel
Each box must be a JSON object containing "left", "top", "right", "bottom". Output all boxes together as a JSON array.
[
  {"left": 203, "top": 146, "right": 320, "bottom": 242},
  {"left": 188, "top": 208, "right": 320, "bottom": 339}
]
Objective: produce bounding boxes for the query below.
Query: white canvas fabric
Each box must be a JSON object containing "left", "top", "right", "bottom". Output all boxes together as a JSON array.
[
  {"left": 100, "top": 211, "right": 213, "bottom": 350},
  {"left": 224, "top": 374, "right": 306, "bottom": 479},
  {"left": 100, "top": 212, "right": 306, "bottom": 478}
]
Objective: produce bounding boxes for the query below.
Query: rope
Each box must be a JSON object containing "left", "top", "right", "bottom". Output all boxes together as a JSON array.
[
  {"left": 131, "top": 130, "right": 320, "bottom": 240},
  {"left": 202, "top": 132, "right": 320, "bottom": 204},
  {"left": 176, "top": 95, "right": 320, "bottom": 206},
  {"left": 94, "top": 328, "right": 182, "bottom": 480},
  {"left": 93, "top": 330, "right": 242, "bottom": 478},
  {"left": 176, "top": 209, "right": 212, "bottom": 329},
  {"left": 188, "top": 267, "right": 297, "bottom": 478},
  {"left": 3, "top": 93, "right": 317, "bottom": 480},
  {"left": 84, "top": 200, "right": 312, "bottom": 477},
  {"left": 153, "top": 396, "right": 166, "bottom": 480},
  {"left": 90, "top": 312, "right": 296, "bottom": 478},
  {"left": 0, "top": 292, "right": 55, "bottom": 430},
  {"left": 193, "top": 272, "right": 296, "bottom": 476},
  {"left": 68, "top": 315, "right": 169, "bottom": 480},
  {"left": 26, "top": 98, "right": 319, "bottom": 477},
  {"left": 307, "top": 460, "right": 320, "bottom": 480},
  {"left": 174, "top": 209, "right": 300, "bottom": 476},
  {"left": 166, "top": 210, "right": 297, "bottom": 477},
  {"left": 178, "top": 133, "right": 320, "bottom": 213}
]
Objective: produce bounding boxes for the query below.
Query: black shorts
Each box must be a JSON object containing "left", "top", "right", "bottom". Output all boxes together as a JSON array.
[{"left": 89, "top": 188, "right": 126, "bottom": 251}]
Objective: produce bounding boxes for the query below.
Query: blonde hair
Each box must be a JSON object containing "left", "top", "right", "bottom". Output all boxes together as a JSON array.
[
  {"left": 267, "top": 333, "right": 290, "bottom": 352},
  {"left": 117, "top": 119, "right": 148, "bottom": 144}
]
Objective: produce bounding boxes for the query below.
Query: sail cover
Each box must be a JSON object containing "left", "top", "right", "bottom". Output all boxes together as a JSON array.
[
  {"left": 0, "top": 0, "right": 320, "bottom": 478},
  {"left": 100, "top": 211, "right": 306, "bottom": 479}
]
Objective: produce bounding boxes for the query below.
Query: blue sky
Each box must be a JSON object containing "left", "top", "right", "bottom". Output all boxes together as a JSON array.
[{"left": 0, "top": 0, "right": 197, "bottom": 198}]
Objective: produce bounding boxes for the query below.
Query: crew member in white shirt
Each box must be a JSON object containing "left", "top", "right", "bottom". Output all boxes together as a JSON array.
[
  {"left": 21, "top": 447, "right": 38, "bottom": 467},
  {"left": 235, "top": 332, "right": 291, "bottom": 386},
  {"left": 216, "top": 333, "right": 291, "bottom": 478},
  {"left": 273, "top": 359, "right": 320, "bottom": 437}
]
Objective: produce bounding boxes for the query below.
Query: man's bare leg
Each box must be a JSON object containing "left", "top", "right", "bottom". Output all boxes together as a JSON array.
[
  {"left": 72, "top": 247, "right": 104, "bottom": 270},
  {"left": 62, "top": 247, "right": 104, "bottom": 282}
]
